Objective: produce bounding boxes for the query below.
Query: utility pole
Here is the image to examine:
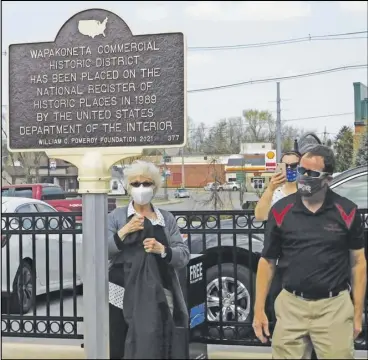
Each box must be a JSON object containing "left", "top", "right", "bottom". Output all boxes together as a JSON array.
[
  {"left": 239, "top": 156, "right": 245, "bottom": 206},
  {"left": 213, "top": 159, "right": 218, "bottom": 211},
  {"left": 322, "top": 126, "right": 327, "bottom": 145},
  {"left": 47, "top": 157, "right": 51, "bottom": 181},
  {"left": 163, "top": 149, "right": 168, "bottom": 201},
  {"left": 276, "top": 82, "right": 282, "bottom": 162},
  {"left": 181, "top": 148, "right": 185, "bottom": 188}
]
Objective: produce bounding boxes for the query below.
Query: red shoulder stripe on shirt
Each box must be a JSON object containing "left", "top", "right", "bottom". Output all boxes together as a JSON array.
[
  {"left": 272, "top": 203, "right": 294, "bottom": 227},
  {"left": 335, "top": 203, "right": 356, "bottom": 229}
]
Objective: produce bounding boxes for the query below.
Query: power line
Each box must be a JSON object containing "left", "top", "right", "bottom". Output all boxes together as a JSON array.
[
  {"left": 283, "top": 112, "right": 353, "bottom": 123},
  {"left": 3, "top": 31, "right": 366, "bottom": 57},
  {"left": 188, "top": 31, "right": 367, "bottom": 51},
  {"left": 188, "top": 64, "right": 367, "bottom": 93},
  {"left": 186, "top": 112, "right": 354, "bottom": 132}
]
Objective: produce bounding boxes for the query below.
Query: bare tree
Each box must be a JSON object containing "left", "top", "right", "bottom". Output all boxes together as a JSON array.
[
  {"left": 201, "top": 158, "right": 223, "bottom": 210},
  {"left": 192, "top": 156, "right": 237, "bottom": 211},
  {"left": 2, "top": 106, "right": 46, "bottom": 184}
]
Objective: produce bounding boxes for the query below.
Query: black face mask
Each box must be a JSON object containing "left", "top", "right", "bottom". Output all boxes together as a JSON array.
[{"left": 297, "top": 175, "right": 327, "bottom": 197}]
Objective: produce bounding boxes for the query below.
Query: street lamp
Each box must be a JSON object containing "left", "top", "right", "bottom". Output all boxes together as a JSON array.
[{"left": 162, "top": 149, "right": 169, "bottom": 201}]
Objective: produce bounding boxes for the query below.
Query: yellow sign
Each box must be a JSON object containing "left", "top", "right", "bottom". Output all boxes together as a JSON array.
[{"left": 266, "top": 151, "right": 276, "bottom": 159}]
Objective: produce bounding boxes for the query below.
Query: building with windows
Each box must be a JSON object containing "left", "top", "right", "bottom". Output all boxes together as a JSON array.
[
  {"left": 225, "top": 143, "right": 277, "bottom": 193},
  {"left": 353, "top": 82, "right": 368, "bottom": 153}
]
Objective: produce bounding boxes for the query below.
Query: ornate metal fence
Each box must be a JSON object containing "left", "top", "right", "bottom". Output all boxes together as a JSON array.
[
  {"left": 1, "top": 209, "right": 367, "bottom": 351},
  {"left": 1, "top": 211, "right": 83, "bottom": 339}
]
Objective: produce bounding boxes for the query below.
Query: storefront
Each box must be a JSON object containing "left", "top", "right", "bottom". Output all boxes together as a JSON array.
[{"left": 225, "top": 152, "right": 276, "bottom": 193}]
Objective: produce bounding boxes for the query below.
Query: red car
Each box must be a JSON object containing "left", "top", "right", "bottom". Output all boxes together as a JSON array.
[
  {"left": 1, "top": 184, "right": 82, "bottom": 217},
  {"left": 1, "top": 183, "right": 117, "bottom": 220}
]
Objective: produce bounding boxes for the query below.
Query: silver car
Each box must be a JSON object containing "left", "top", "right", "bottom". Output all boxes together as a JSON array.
[
  {"left": 1, "top": 197, "right": 83, "bottom": 314},
  {"left": 174, "top": 188, "right": 190, "bottom": 198}
]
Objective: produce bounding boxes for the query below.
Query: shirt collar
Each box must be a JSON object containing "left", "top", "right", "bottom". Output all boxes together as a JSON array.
[
  {"left": 127, "top": 201, "right": 165, "bottom": 227},
  {"left": 293, "top": 187, "right": 335, "bottom": 214}
]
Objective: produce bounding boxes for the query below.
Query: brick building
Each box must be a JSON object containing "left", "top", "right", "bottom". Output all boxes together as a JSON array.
[
  {"left": 160, "top": 163, "right": 226, "bottom": 188},
  {"left": 157, "top": 154, "right": 228, "bottom": 188}
]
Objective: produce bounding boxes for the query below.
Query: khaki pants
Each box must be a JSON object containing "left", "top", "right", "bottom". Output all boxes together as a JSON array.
[{"left": 272, "top": 289, "right": 355, "bottom": 359}]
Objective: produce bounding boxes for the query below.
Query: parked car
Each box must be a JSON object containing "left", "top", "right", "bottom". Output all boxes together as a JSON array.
[
  {"left": 330, "top": 165, "right": 368, "bottom": 209},
  {"left": 176, "top": 213, "right": 264, "bottom": 334},
  {"left": 1, "top": 184, "right": 82, "bottom": 213},
  {"left": 204, "top": 182, "right": 220, "bottom": 191},
  {"left": 1, "top": 197, "right": 83, "bottom": 314},
  {"left": 217, "top": 181, "right": 241, "bottom": 191},
  {"left": 1, "top": 183, "right": 117, "bottom": 221},
  {"left": 181, "top": 165, "right": 368, "bottom": 339},
  {"left": 174, "top": 188, "right": 190, "bottom": 198}
]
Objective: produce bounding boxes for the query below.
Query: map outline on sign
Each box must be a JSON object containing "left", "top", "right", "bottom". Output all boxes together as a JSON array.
[{"left": 78, "top": 17, "right": 108, "bottom": 38}]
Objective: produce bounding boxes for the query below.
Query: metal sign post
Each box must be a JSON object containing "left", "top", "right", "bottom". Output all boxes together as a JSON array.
[{"left": 8, "top": 8, "right": 186, "bottom": 359}]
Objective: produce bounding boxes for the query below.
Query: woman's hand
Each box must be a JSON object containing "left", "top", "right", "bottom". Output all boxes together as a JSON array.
[
  {"left": 143, "top": 238, "right": 165, "bottom": 254},
  {"left": 268, "top": 172, "right": 286, "bottom": 192},
  {"left": 118, "top": 214, "right": 144, "bottom": 239}
]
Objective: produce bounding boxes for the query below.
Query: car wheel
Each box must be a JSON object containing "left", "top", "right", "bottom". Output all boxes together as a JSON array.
[
  {"left": 206, "top": 263, "right": 254, "bottom": 339},
  {"left": 232, "top": 187, "right": 238, "bottom": 191},
  {"left": 11, "top": 261, "right": 34, "bottom": 314}
]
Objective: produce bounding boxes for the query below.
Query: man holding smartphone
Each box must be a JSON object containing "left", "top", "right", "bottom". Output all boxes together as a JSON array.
[{"left": 253, "top": 145, "right": 366, "bottom": 359}]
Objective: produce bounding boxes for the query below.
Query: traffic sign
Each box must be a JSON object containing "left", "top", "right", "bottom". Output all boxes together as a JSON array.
[{"left": 236, "top": 172, "right": 245, "bottom": 182}]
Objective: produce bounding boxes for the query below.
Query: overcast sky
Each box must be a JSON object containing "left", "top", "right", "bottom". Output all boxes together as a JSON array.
[{"left": 1, "top": 1, "right": 367, "bottom": 139}]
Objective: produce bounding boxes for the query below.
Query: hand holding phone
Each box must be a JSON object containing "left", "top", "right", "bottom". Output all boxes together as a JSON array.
[
  {"left": 275, "top": 163, "right": 286, "bottom": 177},
  {"left": 269, "top": 163, "right": 286, "bottom": 191}
]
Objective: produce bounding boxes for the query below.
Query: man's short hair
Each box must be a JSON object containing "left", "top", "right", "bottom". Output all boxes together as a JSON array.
[{"left": 302, "top": 145, "right": 335, "bottom": 174}]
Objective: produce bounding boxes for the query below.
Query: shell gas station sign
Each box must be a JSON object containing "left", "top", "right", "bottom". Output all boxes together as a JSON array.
[{"left": 265, "top": 150, "right": 277, "bottom": 171}]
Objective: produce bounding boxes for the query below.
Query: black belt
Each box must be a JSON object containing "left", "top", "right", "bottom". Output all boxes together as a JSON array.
[{"left": 284, "top": 284, "right": 349, "bottom": 301}]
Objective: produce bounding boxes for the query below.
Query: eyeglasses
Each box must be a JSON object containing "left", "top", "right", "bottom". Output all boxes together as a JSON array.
[
  {"left": 284, "top": 162, "right": 299, "bottom": 170},
  {"left": 297, "top": 166, "right": 331, "bottom": 179},
  {"left": 130, "top": 181, "right": 154, "bottom": 188}
]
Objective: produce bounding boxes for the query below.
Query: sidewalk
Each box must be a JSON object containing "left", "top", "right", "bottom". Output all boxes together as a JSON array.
[
  {"left": 2, "top": 342, "right": 367, "bottom": 359},
  {"left": 2, "top": 342, "right": 84, "bottom": 359}
]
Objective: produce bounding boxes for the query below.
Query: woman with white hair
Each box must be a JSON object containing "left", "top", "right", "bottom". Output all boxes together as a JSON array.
[{"left": 107, "top": 160, "right": 189, "bottom": 359}]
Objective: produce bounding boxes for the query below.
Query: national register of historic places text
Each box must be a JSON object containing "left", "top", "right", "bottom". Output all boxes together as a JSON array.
[{"left": 8, "top": 9, "right": 185, "bottom": 150}]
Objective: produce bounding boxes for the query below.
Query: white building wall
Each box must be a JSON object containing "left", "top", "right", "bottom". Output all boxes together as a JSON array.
[{"left": 240, "top": 143, "right": 272, "bottom": 154}]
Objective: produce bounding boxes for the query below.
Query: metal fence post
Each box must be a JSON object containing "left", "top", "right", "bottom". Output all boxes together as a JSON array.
[{"left": 82, "top": 194, "right": 109, "bottom": 358}]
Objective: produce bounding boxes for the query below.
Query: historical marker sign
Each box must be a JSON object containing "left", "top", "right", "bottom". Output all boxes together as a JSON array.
[{"left": 8, "top": 9, "right": 186, "bottom": 151}]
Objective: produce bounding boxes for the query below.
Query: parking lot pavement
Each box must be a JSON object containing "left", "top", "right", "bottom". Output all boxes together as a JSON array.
[{"left": 159, "top": 190, "right": 246, "bottom": 211}]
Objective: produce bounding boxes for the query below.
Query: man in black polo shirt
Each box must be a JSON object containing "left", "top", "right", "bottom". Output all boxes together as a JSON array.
[{"left": 253, "top": 145, "right": 366, "bottom": 359}]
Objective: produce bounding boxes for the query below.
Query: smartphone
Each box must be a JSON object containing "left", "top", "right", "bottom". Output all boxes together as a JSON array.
[{"left": 275, "top": 163, "right": 286, "bottom": 176}]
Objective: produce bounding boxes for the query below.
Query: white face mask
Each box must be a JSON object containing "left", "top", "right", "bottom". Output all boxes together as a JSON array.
[{"left": 131, "top": 185, "right": 154, "bottom": 205}]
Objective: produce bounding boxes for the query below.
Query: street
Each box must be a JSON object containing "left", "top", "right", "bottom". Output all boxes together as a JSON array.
[{"left": 156, "top": 189, "right": 259, "bottom": 211}]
